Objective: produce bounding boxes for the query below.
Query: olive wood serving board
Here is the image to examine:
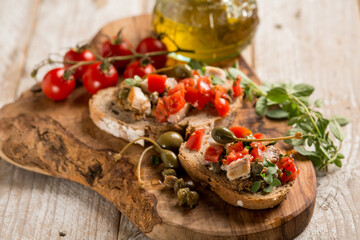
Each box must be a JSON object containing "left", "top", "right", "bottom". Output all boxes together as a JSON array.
[{"left": 0, "top": 14, "right": 316, "bottom": 240}]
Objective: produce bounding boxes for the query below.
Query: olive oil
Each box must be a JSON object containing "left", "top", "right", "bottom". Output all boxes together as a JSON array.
[{"left": 152, "top": 0, "right": 258, "bottom": 63}]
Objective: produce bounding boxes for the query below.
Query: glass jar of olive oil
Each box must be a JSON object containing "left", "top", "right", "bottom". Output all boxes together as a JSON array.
[{"left": 152, "top": 0, "right": 259, "bottom": 64}]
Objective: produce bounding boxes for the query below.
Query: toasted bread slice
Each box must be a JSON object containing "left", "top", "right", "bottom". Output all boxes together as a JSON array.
[
  {"left": 89, "top": 87, "right": 242, "bottom": 144},
  {"left": 178, "top": 134, "right": 294, "bottom": 209}
]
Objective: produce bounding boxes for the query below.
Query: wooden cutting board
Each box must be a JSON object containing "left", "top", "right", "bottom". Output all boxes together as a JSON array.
[{"left": 0, "top": 14, "right": 316, "bottom": 240}]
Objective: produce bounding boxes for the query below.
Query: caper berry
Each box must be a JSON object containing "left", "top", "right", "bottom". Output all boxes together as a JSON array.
[
  {"left": 251, "top": 161, "right": 264, "bottom": 175},
  {"left": 184, "top": 180, "right": 195, "bottom": 190},
  {"left": 164, "top": 175, "right": 178, "bottom": 188},
  {"left": 177, "top": 187, "right": 190, "bottom": 206},
  {"left": 172, "top": 64, "right": 192, "bottom": 79},
  {"left": 173, "top": 178, "right": 186, "bottom": 193},
  {"left": 160, "top": 149, "right": 180, "bottom": 169},
  {"left": 211, "top": 127, "right": 237, "bottom": 144},
  {"left": 156, "top": 131, "right": 184, "bottom": 152},
  {"left": 186, "top": 191, "right": 200, "bottom": 208},
  {"left": 162, "top": 168, "right": 177, "bottom": 178}
]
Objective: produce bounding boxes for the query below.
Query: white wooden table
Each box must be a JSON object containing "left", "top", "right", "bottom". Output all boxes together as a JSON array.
[{"left": 0, "top": 0, "right": 359, "bottom": 239}]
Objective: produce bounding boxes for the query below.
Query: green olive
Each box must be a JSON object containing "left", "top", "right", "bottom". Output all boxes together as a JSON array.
[
  {"left": 211, "top": 127, "right": 237, "bottom": 144},
  {"left": 177, "top": 187, "right": 190, "bottom": 206},
  {"left": 156, "top": 131, "right": 184, "bottom": 152},
  {"left": 186, "top": 191, "right": 200, "bottom": 208},
  {"left": 162, "top": 168, "right": 177, "bottom": 178},
  {"left": 173, "top": 178, "right": 186, "bottom": 193},
  {"left": 164, "top": 175, "right": 178, "bottom": 188},
  {"left": 172, "top": 64, "right": 192, "bottom": 79},
  {"left": 160, "top": 150, "right": 180, "bottom": 169}
]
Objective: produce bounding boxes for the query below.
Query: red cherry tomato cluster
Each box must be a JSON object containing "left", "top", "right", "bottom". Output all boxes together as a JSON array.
[{"left": 41, "top": 34, "right": 168, "bottom": 101}]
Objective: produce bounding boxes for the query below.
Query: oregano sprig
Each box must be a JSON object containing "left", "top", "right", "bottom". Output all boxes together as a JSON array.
[{"left": 227, "top": 67, "right": 349, "bottom": 170}]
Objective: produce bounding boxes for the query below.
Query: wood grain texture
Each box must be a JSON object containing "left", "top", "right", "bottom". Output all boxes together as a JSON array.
[{"left": 0, "top": 0, "right": 359, "bottom": 239}]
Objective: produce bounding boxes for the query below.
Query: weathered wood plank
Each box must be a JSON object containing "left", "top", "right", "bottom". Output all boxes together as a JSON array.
[
  {"left": 254, "top": 0, "right": 360, "bottom": 239},
  {"left": 0, "top": 0, "right": 155, "bottom": 239}
]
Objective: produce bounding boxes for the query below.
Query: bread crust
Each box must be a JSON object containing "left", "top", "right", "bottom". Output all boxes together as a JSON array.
[
  {"left": 178, "top": 136, "right": 294, "bottom": 209},
  {"left": 89, "top": 87, "right": 242, "bottom": 144}
]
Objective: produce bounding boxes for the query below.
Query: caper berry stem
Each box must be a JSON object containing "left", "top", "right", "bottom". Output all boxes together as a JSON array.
[
  {"left": 116, "top": 137, "right": 163, "bottom": 161},
  {"left": 137, "top": 146, "right": 154, "bottom": 186},
  {"left": 235, "top": 132, "right": 303, "bottom": 142}
]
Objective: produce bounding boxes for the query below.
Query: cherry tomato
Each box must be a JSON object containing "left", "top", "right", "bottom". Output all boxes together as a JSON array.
[
  {"left": 197, "top": 76, "right": 212, "bottom": 95},
  {"left": 279, "top": 161, "right": 299, "bottom": 183},
  {"left": 186, "top": 129, "right": 205, "bottom": 151},
  {"left": 192, "top": 70, "right": 200, "bottom": 77},
  {"left": 101, "top": 37, "right": 133, "bottom": 71},
  {"left": 227, "top": 141, "right": 244, "bottom": 153},
  {"left": 64, "top": 48, "right": 96, "bottom": 80},
  {"left": 253, "top": 133, "right": 264, "bottom": 139},
  {"left": 163, "top": 90, "right": 186, "bottom": 114},
  {"left": 124, "top": 60, "right": 155, "bottom": 79},
  {"left": 147, "top": 74, "right": 167, "bottom": 93},
  {"left": 153, "top": 98, "right": 169, "bottom": 123},
  {"left": 230, "top": 127, "right": 253, "bottom": 138},
  {"left": 204, "top": 145, "right": 223, "bottom": 162},
  {"left": 136, "top": 37, "right": 168, "bottom": 68},
  {"left": 232, "top": 77, "right": 243, "bottom": 97},
  {"left": 214, "top": 97, "right": 229, "bottom": 117},
  {"left": 185, "top": 86, "right": 211, "bottom": 110},
  {"left": 42, "top": 68, "right": 75, "bottom": 101},
  {"left": 82, "top": 62, "right": 118, "bottom": 94}
]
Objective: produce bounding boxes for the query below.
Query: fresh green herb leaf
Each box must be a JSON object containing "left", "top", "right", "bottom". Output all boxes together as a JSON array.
[
  {"left": 330, "top": 115, "right": 350, "bottom": 127},
  {"left": 266, "top": 109, "right": 289, "bottom": 119},
  {"left": 211, "top": 75, "right": 224, "bottom": 85},
  {"left": 329, "top": 120, "right": 345, "bottom": 141},
  {"left": 292, "top": 83, "right": 314, "bottom": 97},
  {"left": 250, "top": 181, "right": 261, "bottom": 193},
  {"left": 294, "top": 146, "right": 318, "bottom": 157},
  {"left": 271, "top": 178, "right": 281, "bottom": 187},
  {"left": 255, "top": 96, "right": 268, "bottom": 116},
  {"left": 263, "top": 185, "right": 274, "bottom": 193},
  {"left": 285, "top": 170, "right": 293, "bottom": 177},
  {"left": 227, "top": 68, "right": 242, "bottom": 80},
  {"left": 314, "top": 99, "right": 322, "bottom": 108},
  {"left": 188, "top": 59, "right": 205, "bottom": 70},
  {"left": 263, "top": 173, "right": 273, "bottom": 184},
  {"left": 267, "top": 87, "right": 288, "bottom": 103},
  {"left": 125, "top": 75, "right": 142, "bottom": 86},
  {"left": 266, "top": 166, "right": 277, "bottom": 175}
]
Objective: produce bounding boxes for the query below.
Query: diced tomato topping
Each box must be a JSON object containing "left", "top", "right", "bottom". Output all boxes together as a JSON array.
[
  {"left": 212, "top": 85, "right": 227, "bottom": 100},
  {"left": 163, "top": 90, "right": 186, "bottom": 114},
  {"left": 192, "top": 70, "right": 200, "bottom": 77},
  {"left": 168, "top": 82, "right": 185, "bottom": 95},
  {"left": 186, "top": 129, "right": 205, "bottom": 151},
  {"left": 276, "top": 156, "right": 292, "bottom": 169},
  {"left": 204, "top": 145, "right": 223, "bottom": 162},
  {"left": 230, "top": 127, "right": 253, "bottom": 138},
  {"left": 253, "top": 133, "right": 264, "bottom": 139},
  {"left": 250, "top": 147, "right": 264, "bottom": 161},
  {"left": 279, "top": 161, "right": 299, "bottom": 183},
  {"left": 180, "top": 78, "right": 195, "bottom": 88},
  {"left": 227, "top": 141, "right": 243, "bottom": 153},
  {"left": 223, "top": 148, "right": 249, "bottom": 165},
  {"left": 147, "top": 74, "right": 166, "bottom": 93},
  {"left": 197, "top": 76, "right": 212, "bottom": 95},
  {"left": 153, "top": 98, "right": 169, "bottom": 123},
  {"left": 250, "top": 141, "right": 266, "bottom": 151},
  {"left": 232, "top": 77, "right": 243, "bottom": 97},
  {"left": 185, "top": 86, "right": 210, "bottom": 110},
  {"left": 214, "top": 97, "right": 229, "bottom": 117}
]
